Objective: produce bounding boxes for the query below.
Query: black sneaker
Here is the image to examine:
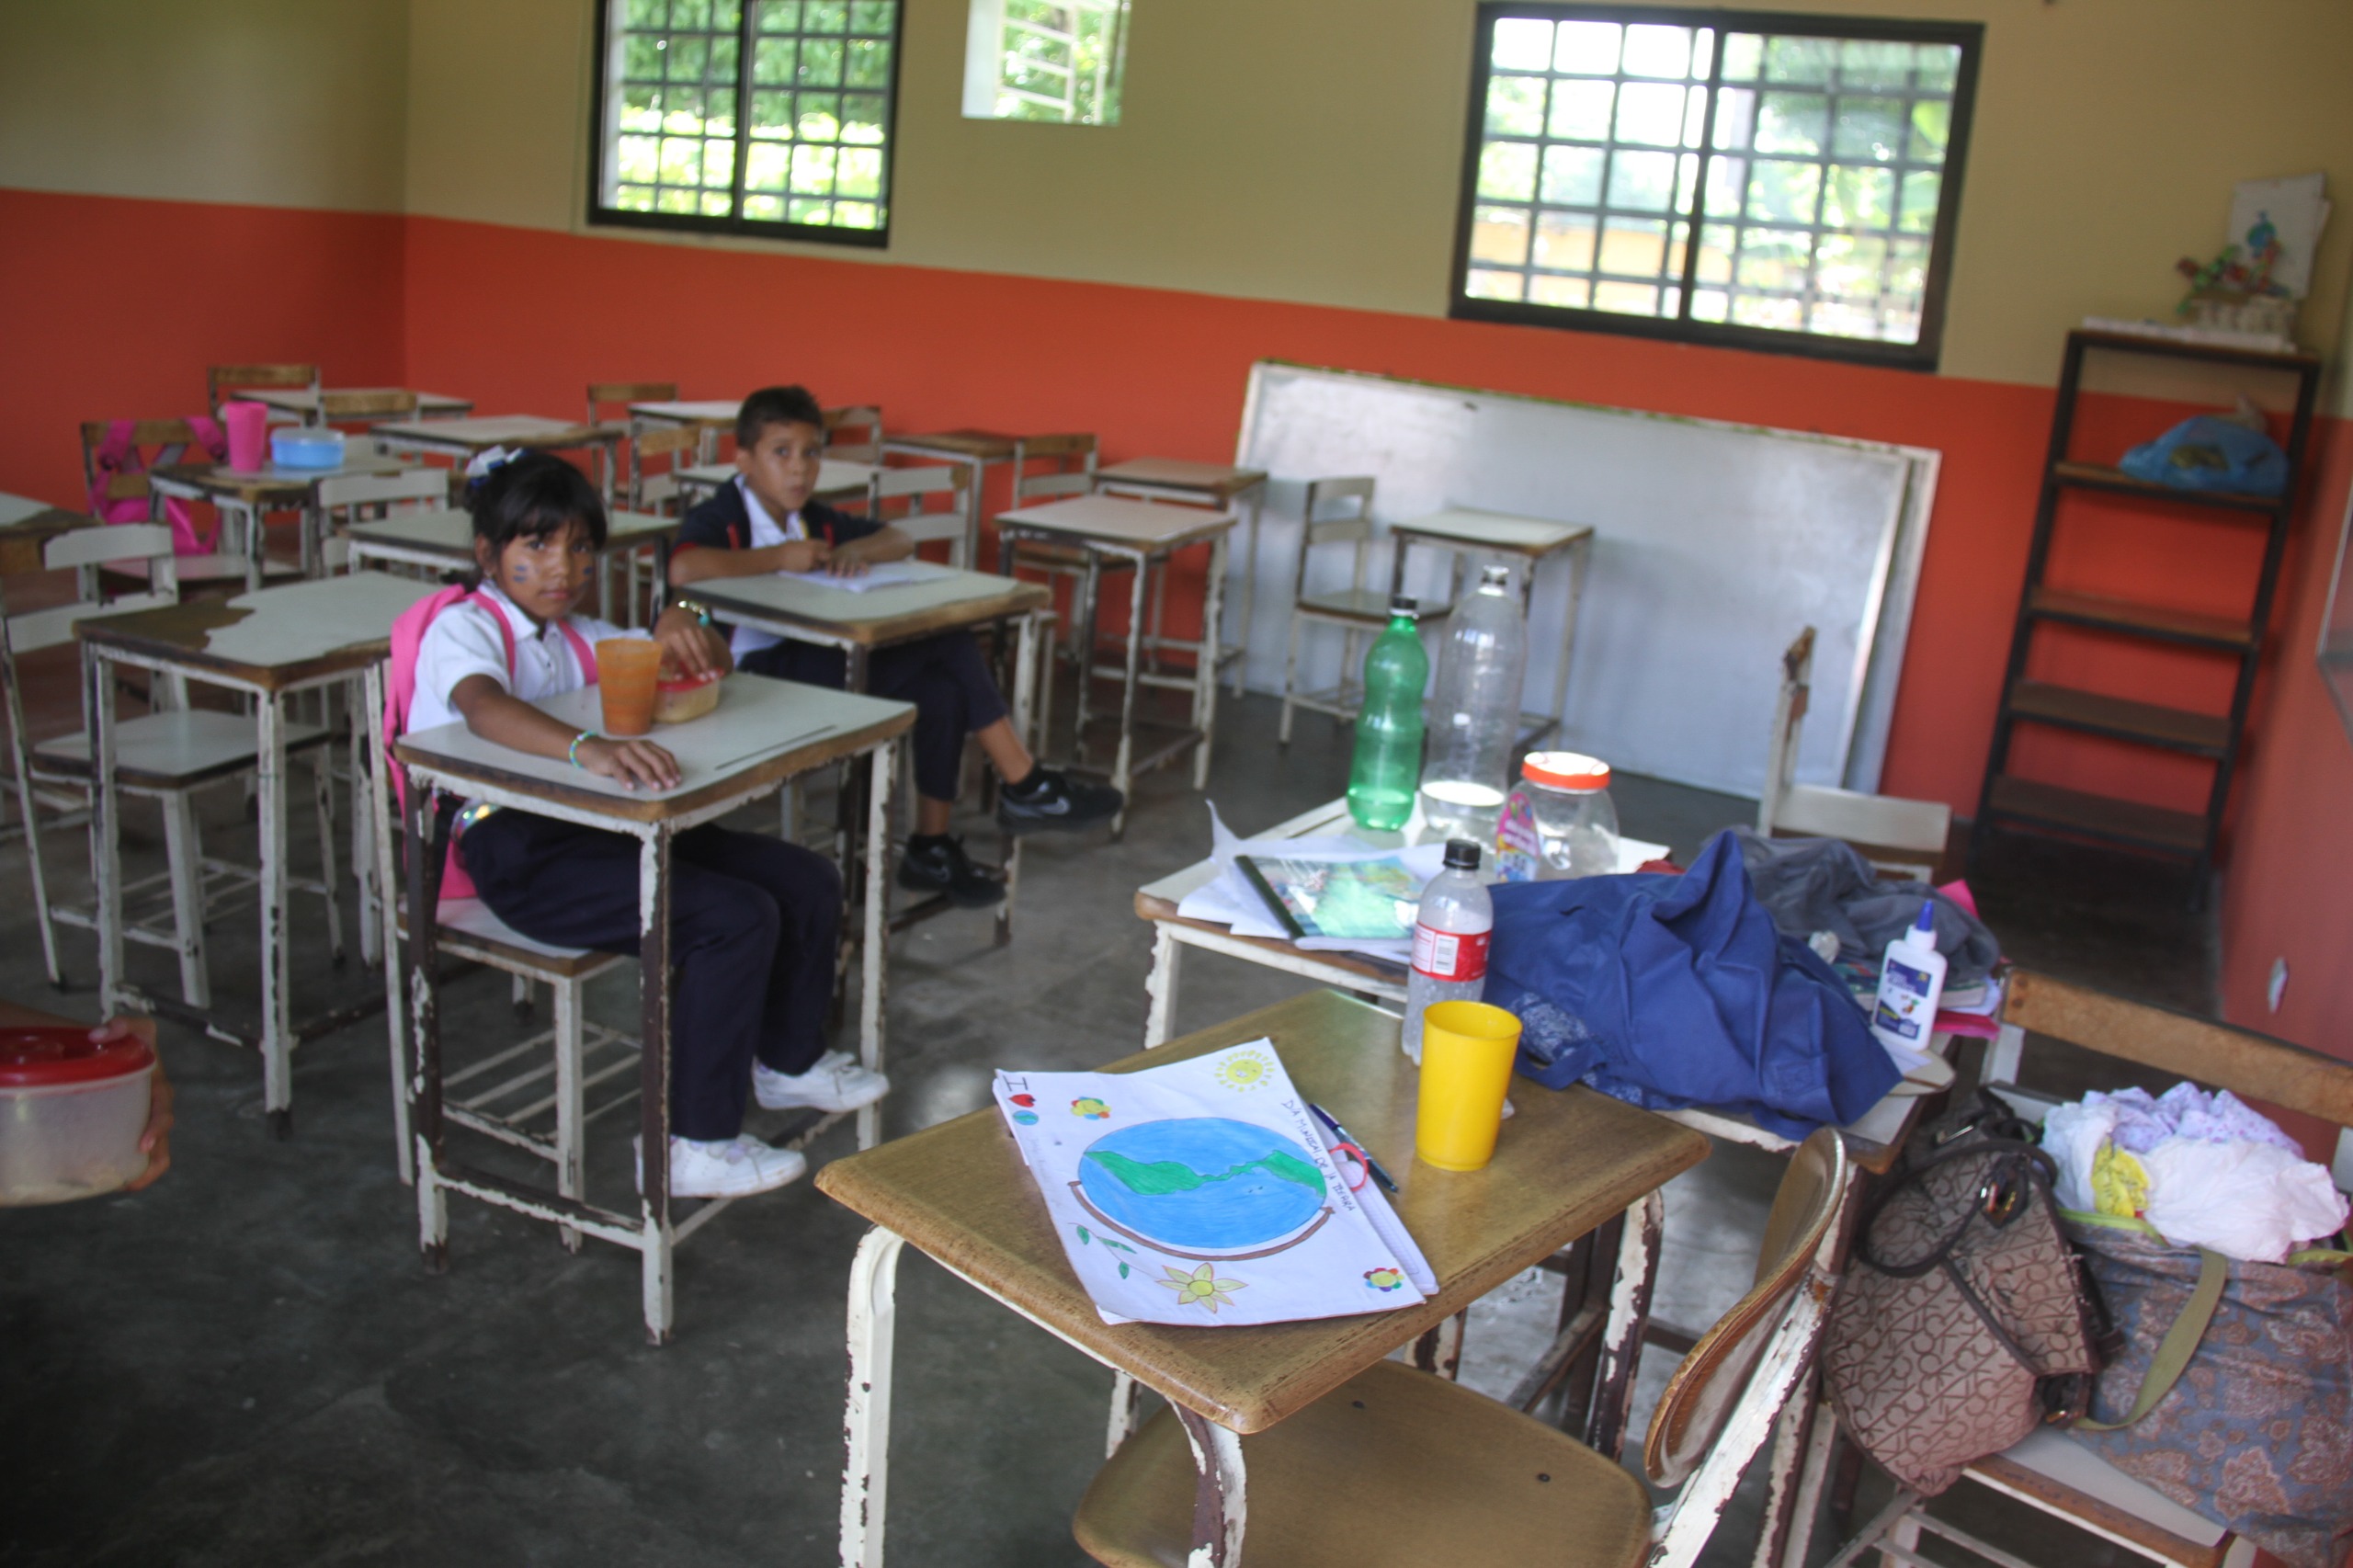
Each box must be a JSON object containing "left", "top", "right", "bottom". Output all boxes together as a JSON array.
[
  {"left": 995, "top": 767, "right": 1123, "bottom": 835},
  {"left": 896, "top": 835, "right": 1006, "bottom": 908}
]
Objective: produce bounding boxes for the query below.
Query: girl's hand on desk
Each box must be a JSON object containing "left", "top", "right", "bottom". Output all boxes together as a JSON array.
[
  {"left": 579, "top": 736, "right": 682, "bottom": 790},
  {"left": 651, "top": 610, "right": 728, "bottom": 676},
  {"left": 776, "top": 539, "right": 831, "bottom": 574}
]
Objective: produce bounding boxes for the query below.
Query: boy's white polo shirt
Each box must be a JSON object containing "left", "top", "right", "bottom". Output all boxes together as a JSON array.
[
  {"left": 730, "top": 474, "right": 805, "bottom": 660},
  {"left": 406, "top": 581, "right": 641, "bottom": 736}
]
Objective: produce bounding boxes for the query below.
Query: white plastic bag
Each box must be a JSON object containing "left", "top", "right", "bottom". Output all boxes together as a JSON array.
[{"left": 2139, "top": 1138, "right": 2350, "bottom": 1264}]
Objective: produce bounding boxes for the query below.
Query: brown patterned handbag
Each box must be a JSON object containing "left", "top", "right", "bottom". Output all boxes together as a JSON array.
[{"left": 1823, "top": 1092, "right": 2106, "bottom": 1494}]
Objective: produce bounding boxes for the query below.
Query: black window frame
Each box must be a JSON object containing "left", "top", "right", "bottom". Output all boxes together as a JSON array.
[
  {"left": 587, "top": 0, "right": 907, "bottom": 250},
  {"left": 1449, "top": 4, "right": 1982, "bottom": 371}
]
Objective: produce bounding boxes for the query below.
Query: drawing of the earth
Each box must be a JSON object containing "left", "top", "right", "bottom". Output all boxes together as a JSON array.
[{"left": 1076, "top": 1118, "right": 1328, "bottom": 1252}]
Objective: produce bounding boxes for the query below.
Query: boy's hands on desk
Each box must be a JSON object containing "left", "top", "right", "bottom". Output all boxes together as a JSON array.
[
  {"left": 774, "top": 539, "right": 832, "bottom": 574},
  {"left": 577, "top": 736, "right": 683, "bottom": 790}
]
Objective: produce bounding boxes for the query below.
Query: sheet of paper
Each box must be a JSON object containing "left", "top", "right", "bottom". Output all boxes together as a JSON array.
[
  {"left": 775, "top": 558, "right": 957, "bottom": 594},
  {"left": 993, "top": 1040, "right": 1432, "bottom": 1327},
  {"left": 2225, "top": 173, "right": 2329, "bottom": 299}
]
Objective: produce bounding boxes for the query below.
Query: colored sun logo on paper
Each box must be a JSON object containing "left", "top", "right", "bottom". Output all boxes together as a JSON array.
[
  {"left": 1213, "top": 1049, "right": 1274, "bottom": 1093},
  {"left": 1363, "top": 1267, "right": 1407, "bottom": 1293},
  {"left": 1158, "top": 1263, "right": 1246, "bottom": 1314},
  {"left": 1071, "top": 1096, "right": 1111, "bottom": 1120}
]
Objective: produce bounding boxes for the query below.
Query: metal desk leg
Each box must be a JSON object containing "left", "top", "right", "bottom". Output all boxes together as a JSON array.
[
  {"left": 842, "top": 1224, "right": 908, "bottom": 1568},
  {"left": 1193, "top": 532, "right": 1227, "bottom": 790},
  {"left": 857, "top": 743, "right": 894, "bottom": 1152},
  {"left": 1228, "top": 488, "right": 1262, "bottom": 695},
  {"left": 365, "top": 665, "right": 415, "bottom": 1186},
  {"left": 404, "top": 784, "right": 451, "bottom": 1266},
  {"left": 638, "top": 826, "right": 676, "bottom": 1344},
  {"left": 1174, "top": 1406, "right": 1247, "bottom": 1568},
  {"left": 1110, "top": 549, "right": 1145, "bottom": 840},
  {"left": 1074, "top": 554, "right": 1103, "bottom": 755},
  {"left": 89, "top": 646, "right": 126, "bottom": 1014},
  {"left": 995, "top": 611, "right": 1041, "bottom": 948},
  {"left": 1142, "top": 923, "right": 1185, "bottom": 1049},
  {"left": 256, "top": 691, "right": 294, "bottom": 1138},
  {"left": 1586, "top": 1187, "right": 1665, "bottom": 1459}
]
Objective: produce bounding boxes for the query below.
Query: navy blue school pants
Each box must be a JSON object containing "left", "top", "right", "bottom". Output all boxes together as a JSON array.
[
  {"left": 457, "top": 811, "right": 840, "bottom": 1142},
  {"left": 740, "top": 631, "right": 1007, "bottom": 801}
]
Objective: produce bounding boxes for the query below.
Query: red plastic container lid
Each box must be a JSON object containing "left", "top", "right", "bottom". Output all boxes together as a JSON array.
[
  {"left": 0, "top": 1027, "right": 155, "bottom": 1087},
  {"left": 657, "top": 665, "right": 722, "bottom": 693},
  {"left": 1522, "top": 751, "right": 1611, "bottom": 790}
]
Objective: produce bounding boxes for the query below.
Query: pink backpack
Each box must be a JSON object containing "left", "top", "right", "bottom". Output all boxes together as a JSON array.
[
  {"left": 87, "top": 417, "right": 229, "bottom": 556},
  {"left": 384, "top": 585, "right": 598, "bottom": 902}
]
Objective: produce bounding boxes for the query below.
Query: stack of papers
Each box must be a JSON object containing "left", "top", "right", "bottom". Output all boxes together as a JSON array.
[
  {"left": 994, "top": 1040, "right": 1436, "bottom": 1326},
  {"left": 776, "top": 558, "right": 959, "bottom": 594},
  {"left": 1176, "top": 806, "right": 1446, "bottom": 959}
]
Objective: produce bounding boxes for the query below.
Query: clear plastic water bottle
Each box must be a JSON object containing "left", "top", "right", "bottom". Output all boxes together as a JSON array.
[
  {"left": 1495, "top": 753, "right": 1620, "bottom": 881},
  {"left": 1347, "top": 595, "right": 1427, "bottom": 833},
  {"left": 1403, "top": 839, "right": 1493, "bottom": 1063},
  {"left": 1419, "top": 562, "right": 1527, "bottom": 846}
]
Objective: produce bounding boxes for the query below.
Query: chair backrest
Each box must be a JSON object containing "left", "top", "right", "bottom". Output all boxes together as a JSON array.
[
  {"left": 1990, "top": 969, "right": 2353, "bottom": 1191},
  {"left": 208, "top": 363, "right": 317, "bottom": 415},
  {"left": 1638, "top": 1127, "right": 1847, "bottom": 1567},
  {"left": 823, "top": 404, "right": 885, "bottom": 464},
  {"left": 1756, "top": 623, "right": 1949, "bottom": 879},
  {"left": 1296, "top": 475, "right": 1378, "bottom": 592},
  {"left": 1011, "top": 432, "right": 1097, "bottom": 505},
  {"left": 320, "top": 389, "right": 417, "bottom": 425},
  {"left": 587, "top": 381, "right": 678, "bottom": 425},
  {"left": 630, "top": 425, "right": 699, "bottom": 514},
  {"left": 318, "top": 471, "right": 449, "bottom": 562},
  {"left": 876, "top": 465, "right": 972, "bottom": 564},
  {"left": 79, "top": 418, "right": 212, "bottom": 506},
  {"left": 4, "top": 525, "right": 180, "bottom": 659}
]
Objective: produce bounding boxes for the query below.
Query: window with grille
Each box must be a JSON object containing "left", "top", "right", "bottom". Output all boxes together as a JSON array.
[
  {"left": 592, "top": 0, "right": 903, "bottom": 245},
  {"left": 961, "top": 0, "right": 1131, "bottom": 125},
  {"left": 1451, "top": 6, "right": 1980, "bottom": 369}
]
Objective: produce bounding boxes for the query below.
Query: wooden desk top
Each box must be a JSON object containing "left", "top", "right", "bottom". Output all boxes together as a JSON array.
[
  {"left": 246, "top": 387, "right": 473, "bottom": 417},
  {"left": 346, "top": 506, "right": 677, "bottom": 559},
  {"left": 995, "top": 494, "right": 1238, "bottom": 551},
  {"left": 396, "top": 676, "right": 912, "bottom": 825},
  {"left": 77, "top": 571, "right": 438, "bottom": 691},
  {"left": 0, "top": 501, "right": 92, "bottom": 576},
  {"left": 629, "top": 400, "right": 742, "bottom": 425},
  {"left": 689, "top": 569, "right": 1049, "bottom": 648},
  {"left": 885, "top": 430, "right": 1028, "bottom": 461},
  {"left": 153, "top": 451, "right": 413, "bottom": 503},
  {"left": 817, "top": 989, "right": 1707, "bottom": 1434},
  {"left": 1097, "top": 458, "right": 1268, "bottom": 504},
  {"left": 1392, "top": 507, "right": 1593, "bottom": 556},
  {"left": 374, "top": 415, "right": 621, "bottom": 451}
]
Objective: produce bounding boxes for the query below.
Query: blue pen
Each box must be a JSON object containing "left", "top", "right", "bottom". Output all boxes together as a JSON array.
[{"left": 1307, "top": 1101, "right": 1399, "bottom": 1193}]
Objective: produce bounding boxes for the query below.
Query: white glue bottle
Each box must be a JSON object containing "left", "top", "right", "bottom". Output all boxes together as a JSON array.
[
  {"left": 1404, "top": 840, "right": 1494, "bottom": 1064},
  {"left": 1870, "top": 901, "right": 1947, "bottom": 1067}
]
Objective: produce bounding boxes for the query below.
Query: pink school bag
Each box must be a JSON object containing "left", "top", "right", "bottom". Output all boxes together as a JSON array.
[
  {"left": 87, "top": 417, "right": 229, "bottom": 555},
  {"left": 384, "top": 585, "right": 598, "bottom": 902}
]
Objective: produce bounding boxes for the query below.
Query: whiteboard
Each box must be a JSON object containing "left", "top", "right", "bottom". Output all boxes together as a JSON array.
[{"left": 1229, "top": 362, "right": 1939, "bottom": 798}]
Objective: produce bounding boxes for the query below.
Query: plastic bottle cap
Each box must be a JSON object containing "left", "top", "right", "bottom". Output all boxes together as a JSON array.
[
  {"left": 0, "top": 1026, "right": 155, "bottom": 1088},
  {"left": 1443, "top": 839, "right": 1482, "bottom": 870},
  {"left": 1914, "top": 900, "right": 1937, "bottom": 937},
  {"left": 1479, "top": 563, "right": 1511, "bottom": 587},
  {"left": 1389, "top": 594, "right": 1417, "bottom": 616},
  {"left": 1521, "top": 751, "right": 1610, "bottom": 790}
]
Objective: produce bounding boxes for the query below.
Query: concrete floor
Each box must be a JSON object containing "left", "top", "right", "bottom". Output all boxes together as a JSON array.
[{"left": 0, "top": 653, "right": 2211, "bottom": 1566}]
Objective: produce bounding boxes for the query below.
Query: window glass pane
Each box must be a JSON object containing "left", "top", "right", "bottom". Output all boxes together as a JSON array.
[
  {"left": 1472, "top": 206, "right": 1533, "bottom": 267},
  {"left": 1486, "top": 75, "right": 1549, "bottom": 138},
  {"left": 1530, "top": 275, "right": 1591, "bottom": 308},
  {"left": 1833, "top": 97, "right": 1904, "bottom": 162},
  {"left": 1548, "top": 80, "right": 1614, "bottom": 142},
  {"left": 1614, "top": 83, "right": 1689, "bottom": 148},
  {"left": 1755, "top": 92, "right": 1826, "bottom": 156},
  {"left": 1479, "top": 141, "right": 1539, "bottom": 202},
  {"left": 1533, "top": 210, "right": 1597, "bottom": 272},
  {"left": 1467, "top": 268, "right": 1527, "bottom": 301},
  {"left": 1540, "top": 145, "right": 1604, "bottom": 207},
  {"left": 1822, "top": 165, "right": 1894, "bottom": 230},
  {"left": 969, "top": 0, "right": 1131, "bottom": 126},
  {"left": 1719, "top": 32, "right": 1762, "bottom": 81},
  {"left": 1553, "top": 20, "right": 1620, "bottom": 74},
  {"left": 1493, "top": 17, "right": 1553, "bottom": 69},
  {"left": 1898, "top": 170, "right": 1941, "bottom": 233},
  {"left": 1608, "top": 151, "right": 1679, "bottom": 212},
  {"left": 1620, "top": 24, "right": 1694, "bottom": 79}
]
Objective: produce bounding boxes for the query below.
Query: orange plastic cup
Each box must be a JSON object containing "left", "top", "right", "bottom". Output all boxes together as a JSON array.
[
  {"left": 1414, "top": 1001, "right": 1522, "bottom": 1172},
  {"left": 595, "top": 639, "right": 663, "bottom": 737}
]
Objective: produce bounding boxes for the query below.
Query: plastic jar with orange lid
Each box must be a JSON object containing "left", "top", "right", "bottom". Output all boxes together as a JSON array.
[{"left": 1494, "top": 752, "right": 1619, "bottom": 881}]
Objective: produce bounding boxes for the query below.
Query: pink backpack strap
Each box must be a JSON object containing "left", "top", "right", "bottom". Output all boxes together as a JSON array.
[
  {"left": 88, "top": 419, "right": 148, "bottom": 523},
  {"left": 383, "top": 588, "right": 522, "bottom": 907},
  {"left": 185, "top": 415, "right": 227, "bottom": 462},
  {"left": 557, "top": 620, "right": 600, "bottom": 685}
]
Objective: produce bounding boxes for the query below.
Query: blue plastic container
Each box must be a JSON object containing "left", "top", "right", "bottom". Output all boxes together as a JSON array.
[{"left": 269, "top": 428, "right": 347, "bottom": 469}]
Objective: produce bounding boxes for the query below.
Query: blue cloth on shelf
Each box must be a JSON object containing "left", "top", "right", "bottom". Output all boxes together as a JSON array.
[
  {"left": 2117, "top": 414, "right": 2287, "bottom": 496},
  {"left": 1486, "top": 829, "right": 1902, "bottom": 1139}
]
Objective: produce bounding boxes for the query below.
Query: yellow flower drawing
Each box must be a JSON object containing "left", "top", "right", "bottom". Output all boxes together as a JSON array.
[
  {"left": 1158, "top": 1263, "right": 1246, "bottom": 1313},
  {"left": 1214, "top": 1049, "right": 1273, "bottom": 1092}
]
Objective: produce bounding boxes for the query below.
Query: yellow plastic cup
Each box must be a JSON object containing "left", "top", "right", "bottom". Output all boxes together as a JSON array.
[{"left": 1414, "top": 1000, "right": 1522, "bottom": 1172}]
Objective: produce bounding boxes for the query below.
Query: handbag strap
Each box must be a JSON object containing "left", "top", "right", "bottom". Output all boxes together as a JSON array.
[{"left": 2075, "top": 1246, "right": 2227, "bottom": 1431}]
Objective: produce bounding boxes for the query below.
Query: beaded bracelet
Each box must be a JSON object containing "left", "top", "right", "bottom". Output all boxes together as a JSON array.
[{"left": 568, "top": 730, "right": 597, "bottom": 769}]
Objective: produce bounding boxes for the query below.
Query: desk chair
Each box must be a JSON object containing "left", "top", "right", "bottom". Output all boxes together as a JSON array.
[
  {"left": 1003, "top": 434, "right": 1114, "bottom": 754},
  {"left": 628, "top": 425, "right": 698, "bottom": 517},
  {"left": 589, "top": 382, "right": 680, "bottom": 494},
  {"left": 317, "top": 389, "right": 418, "bottom": 427},
  {"left": 1815, "top": 971, "right": 2353, "bottom": 1568},
  {"left": 7, "top": 523, "right": 340, "bottom": 998},
  {"left": 1278, "top": 476, "right": 1456, "bottom": 744},
  {"left": 1760, "top": 627, "right": 1951, "bottom": 881},
  {"left": 79, "top": 419, "right": 304, "bottom": 591},
  {"left": 1074, "top": 1128, "right": 1851, "bottom": 1568},
  {"left": 824, "top": 403, "right": 885, "bottom": 464},
  {"left": 316, "top": 468, "right": 448, "bottom": 577},
  {"left": 208, "top": 362, "right": 317, "bottom": 418},
  {"left": 875, "top": 464, "right": 972, "bottom": 568}
]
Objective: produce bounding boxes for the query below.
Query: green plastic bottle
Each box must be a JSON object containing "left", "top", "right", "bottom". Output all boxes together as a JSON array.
[{"left": 1347, "top": 596, "right": 1428, "bottom": 831}]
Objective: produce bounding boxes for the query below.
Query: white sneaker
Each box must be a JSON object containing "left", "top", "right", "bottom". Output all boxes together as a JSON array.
[
  {"left": 633, "top": 1133, "right": 807, "bottom": 1199},
  {"left": 753, "top": 1057, "right": 890, "bottom": 1113}
]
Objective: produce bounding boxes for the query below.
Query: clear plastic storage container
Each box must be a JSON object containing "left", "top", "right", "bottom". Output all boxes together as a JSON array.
[
  {"left": 269, "top": 427, "right": 347, "bottom": 469},
  {"left": 1, "top": 1027, "right": 155, "bottom": 1206},
  {"left": 1495, "top": 752, "right": 1620, "bottom": 881}
]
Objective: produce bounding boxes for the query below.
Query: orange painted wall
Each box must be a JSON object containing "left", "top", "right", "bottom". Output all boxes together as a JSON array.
[{"left": 0, "top": 187, "right": 409, "bottom": 509}]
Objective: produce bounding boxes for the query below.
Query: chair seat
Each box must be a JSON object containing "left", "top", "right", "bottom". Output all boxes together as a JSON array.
[
  {"left": 1966, "top": 1426, "right": 2227, "bottom": 1567},
  {"left": 34, "top": 710, "right": 331, "bottom": 790},
  {"left": 1072, "top": 1360, "right": 1650, "bottom": 1568},
  {"left": 394, "top": 896, "right": 617, "bottom": 979},
  {"left": 1298, "top": 587, "right": 1454, "bottom": 623},
  {"left": 103, "top": 554, "right": 301, "bottom": 585}
]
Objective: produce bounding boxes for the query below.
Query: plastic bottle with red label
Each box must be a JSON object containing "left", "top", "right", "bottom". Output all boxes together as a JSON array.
[{"left": 1403, "top": 839, "right": 1493, "bottom": 1064}]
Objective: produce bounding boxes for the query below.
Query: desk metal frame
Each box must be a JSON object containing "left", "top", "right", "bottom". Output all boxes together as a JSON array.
[
  {"left": 1095, "top": 463, "right": 1267, "bottom": 698},
  {"left": 373, "top": 419, "right": 626, "bottom": 507}
]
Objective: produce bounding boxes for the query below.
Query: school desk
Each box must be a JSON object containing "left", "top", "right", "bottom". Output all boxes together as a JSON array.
[
  {"left": 684, "top": 566, "right": 1051, "bottom": 945},
  {"left": 392, "top": 675, "right": 913, "bottom": 1341},
  {"left": 671, "top": 457, "right": 881, "bottom": 514},
  {"left": 341, "top": 505, "right": 680, "bottom": 626},
  {"left": 1095, "top": 458, "right": 1269, "bottom": 698},
  {"left": 625, "top": 397, "right": 743, "bottom": 461},
  {"left": 1388, "top": 506, "right": 1597, "bottom": 751},
  {"left": 78, "top": 572, "right": 438, "bottom": 1134},
  {"left": 0, "top": 496, "right": 89, "bottom": 574},
  {"left": 371, "top": 415, "right": 628, "bottom": 505},
  {"left": 880, "top": 430, "right": 1032, "bottom": 568},
  {"left": 817, "top": 987, "right": 1709, "bottom": 1568},
  {"left": 243, "top": 387, "right": 475, "bottom": 426},
  {"left": 993, "top": 494, "right": 1238, "bottom": 835},
  {"left": 149, "top": 449, "right": 418, "bottom": 587}
]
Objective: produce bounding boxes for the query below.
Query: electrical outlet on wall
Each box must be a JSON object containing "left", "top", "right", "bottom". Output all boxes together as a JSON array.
[{"left": 2268, "top": 958, "right": 2290, "bottom": 1013}]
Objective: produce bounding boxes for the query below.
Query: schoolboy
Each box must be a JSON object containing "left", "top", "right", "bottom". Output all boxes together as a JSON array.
[{"left": 669, "top": 386, "right": 1120, "bottom": 906}]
